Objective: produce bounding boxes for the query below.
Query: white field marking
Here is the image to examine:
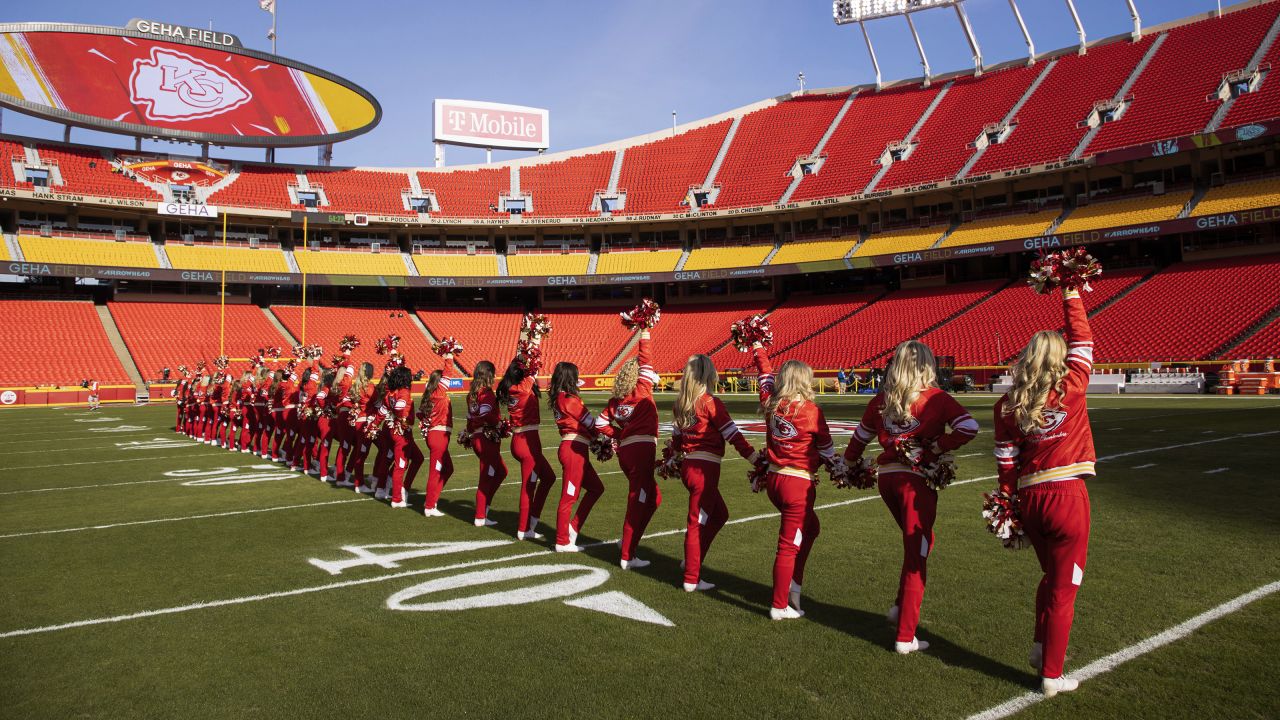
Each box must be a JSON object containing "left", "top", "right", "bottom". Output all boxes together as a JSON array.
[
  {"left": 966, "top": 580, "right": 1280, "bottom": 720},
  {"left": 1204, "top": 467, "right": 1229, "bottom": 475},
  {"left": 1107, "top": 427, "right": 1123, "bottom": 431},
  {"left": 0, "top": 427, "right": 1264, "bottom": 637},
  {"left": 73, "top": 417, "right": 123, "bottom": 423},
  {"left": 0, "top": 452, "right": 226, "bottom": 472},
  {"left": 1098, "top": 430, "right": 1279, "bottom": 462},
  {"left": 0, "top": 428, "right": 156, "bottom": 444},
  {"left": 1132, "top": 463, "right": 1157, "bottom": 470},
  {"left": 310, "top": 541, "right": 513, "bottom": 575},
  {"left": 387, "top": 564, "right": 610, "bottom": 612},
  {"left": 1202, "top": 430, "right": 1215, "bottom": 434},
  {"left": 0, "top": 499, "right": 366, "bottom": 540},
  {"left": 959, "top": 453, "right": 982, "bottom": 458},
  {"left": 5, "top": 439, "right": 201, "bottom": 455}
]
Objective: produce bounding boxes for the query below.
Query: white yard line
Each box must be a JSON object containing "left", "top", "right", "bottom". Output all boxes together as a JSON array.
[
  {"left": 966, "top": 580, "right": 1280, "bottom": 720},
  {"left": 0, "top": 499, "right": 366, "bottom": 539},
  {"left": 1, "top": 452, "right": 227, "bottom": 472},
  {"left": 1098, "top": 430, "right": 1278, "bottom": 461}
]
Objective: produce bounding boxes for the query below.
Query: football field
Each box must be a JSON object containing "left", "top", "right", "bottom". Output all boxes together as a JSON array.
[{"left": 1, "top": 395, "right": 1277, "bottom": 719}]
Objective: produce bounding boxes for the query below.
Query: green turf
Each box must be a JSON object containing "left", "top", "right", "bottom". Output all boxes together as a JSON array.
[{"left": 1, "top": 395, "right": 1277, "bottom": 719}]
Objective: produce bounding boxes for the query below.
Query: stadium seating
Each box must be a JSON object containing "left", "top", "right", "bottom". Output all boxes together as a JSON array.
[
  {"left": 595, "top": 249, "right": 682, "bottom": 274},
  {"left": 707, "top": 293, "right": 878, "bottom": 370},
  {"left": 165, "top": 244, "right": 291, "bottom": 273},
  {"left": 643, "top": 301, "right": 773, "bottom": 373},
  {"left": 270, "top": 306, "right": 435, "bottom": 371},
  {"left": 417, "top": 167, "right": 509, "bottom": 217},
  {"left": 1227, "top": 314, "right": 1280, "bottom": 358},
  {"left": 108, "top": 302, "right": 290, "bottom": 380},
  {"left": 769, "top": 236, "right": 858, "bottom": 264},
  {"left": 616, "top": 120, "right": 731, "bottom": 215},
  {"left": 682, "top": 244, "right": 773, "bottom": 271},
  {"left": 506, "top": 252, "right": 590, "bottom": 276},
  {"left": 1091, "top": 254, "right": 1280, "bottom": 361},
  {"left": 1054, "top": 191, "right": 1190, "bottom": 234},
  {"left": 791, "top": 84, "right": 942, "bottom": 202},
  {"left": 412, "top": 252, "right": 499, "bottom": 276},
  {"left": 416, "top": 307, "right": 526, "bottom": 374},
  {"left": 293, "top": 248, "right": 409, "bottom": 276},
  {"left": 714, "top": 93, "right": 849, "bottom": 208},
  {"left": 1192, "top": 176, "right": 1280, "bottom": 216},
  {"left": 917, "top": 269, "right": 1149, "bottom": 365},
  {"left": 1, "top": 140, "right": 31, "bottom": 188},
  {"left": 1087, "top": 2, "right": 1280, "bottom": 155},
  {"left": 209, "top": 166, "right": 301, "bottom": 210},
  {"left": 521, "top": 152, "right": 614, "bottom": 217},
  {"left": 0, "top": 241, "right": 8, "bottom": 261},
  {"left": 852, "top": 225, "right": 947, "bottom": 257},
  {"left": 939, "top": 209, "right": 1061, "bottom": 248},
  {"left": 879, "top": 64, "right": 1041, "bottom": 189},
  {"left": 1220, "top": 24, "right": 1280, "bottom": 128},
  {"left": 0, "top": 300, "right": 130, "bottom": 386},
  {"left": 536, "top": 308, "right": 636, "bottom": 374},
  {"left": 970, "top": 36, "right": 1154, "bottom": 175},
  {"left": 19, "top": 235, "right": 159, "bottom": 268},
  {"left": 308, "top": 169, "right": 414, "bottom": 216},
  {"left": 782, "top": 281, "right": 1004, "bottom": 367},
  {"left": 36, "top": 145, "right": 161, "bottom": 201}
]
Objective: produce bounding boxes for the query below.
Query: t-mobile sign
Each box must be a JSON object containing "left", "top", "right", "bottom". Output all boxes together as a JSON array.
[{"left": 433, "top": 99, "right": 550, "bottom": 151}]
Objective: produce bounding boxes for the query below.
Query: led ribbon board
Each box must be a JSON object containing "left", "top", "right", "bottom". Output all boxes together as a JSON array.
[{"left": 0, "top": 21, "right": 381, "bottom": 147}]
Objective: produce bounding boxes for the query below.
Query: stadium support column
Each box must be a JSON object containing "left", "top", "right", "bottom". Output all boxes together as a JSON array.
[
  {"left": 1064, "top": 0, "right": 1087, "bottom": 54},
  {"left": 954, "top": 2, "right": 983, "bottom": 75},
  {"left": 1008, "top": 0, "right": 1035, "bottom": 61},
  {"left": 434, "top": 143, "right": 446, "bottom": 168},
  {"left": 905, "top": 13, "right": 931, "bottom": 86},
  {"left": 860, "top": 22, "right": 882, "bottom": 91}
]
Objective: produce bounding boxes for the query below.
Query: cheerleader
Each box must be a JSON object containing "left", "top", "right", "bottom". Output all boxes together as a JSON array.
[
  {"left": 172, "top": 366, "right": 191, "bottom": 432},
  {"left": 993, "top": 286, "right": 1096, "bottom": 698},
  {"left": 86, "top": 379, "right": 100, "bottom": 410},
  {"left": 270, "top": 366, "right": 294, "bottom": 462},
  {"left": 347, "top": 371, "right": 382, "bottom": 493},
  {"left": 464, "top": 361, "right": 509, "bottom": 527},
  {"left": 496, "top": 347, "right": 556, "bottom": 540},
  {"left": 330, "top": 363, "right": 370, "bottom": 486},
  {"left": 844, "top": 341, "right": 979, "bottom": 653},
  {"left": 751, "top": 343, "right": 841, "bottom": 620},
  {"left": 310, "top": 368, "right": 337, "bottom": 479},
  {"left": 276, "top": 363, "right": 300, "bottom": 464},
  {"left": 419, "top": 354, "right": 455, "bottom": 516},
  {"left": 253, "top": 367, "right": 273, "bottom": 457},
  {"left": 549, "top": 362, "right": 605, "bottom": 553},
  {"left": 293, "top": 364, "right": 322, "bottom": 473},
  {"left": 237, "top": 371, "right": 257, "bottom": 453},
  {"left": 669, "top": 354, "right": 758, "bottom": 591},
  {"left": 378, "top": 365, "right": 421, "bottom": 508},
  {"left": 322, "top": 341, "right": 361, "bottom": 482},
  {"left": 595, "top": 327, "right": 662, "bottom": 569}
]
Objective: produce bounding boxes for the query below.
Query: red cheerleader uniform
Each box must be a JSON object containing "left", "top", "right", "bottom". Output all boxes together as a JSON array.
[
  {"left": 467, "top": 385, "right": 509, "bottom": 524},
  {"left": 845, "top": 388, "right": 978, "bottom": 643},
  {"left": 420, "top": 357, "right": 456, "bottom": 511},
  {"left": 553, "top": 392, "right": 604, "bottom": 547},
  {"left": 346, "top": 382, "right": 380, "bottom": 488},
  {"left": 595, "top": 330, "right": 662, "bottom": 562},
  {"left": 378, "top": 386, "right": 423, "bottom": 504},
  {"left": 505, "top": 368, "right": 556, "bottom": 535},
  {"left": 671, "top": 391, "right": 757, "bottom": 586},
  {"left": 993, "top": 289, "right": 1096, "bottom": 681}
]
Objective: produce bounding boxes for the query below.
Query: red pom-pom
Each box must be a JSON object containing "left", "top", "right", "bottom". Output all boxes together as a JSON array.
[
  {"left": 982, "top": 489, "right": 1030, "bottom": 550},
  {"left": 329, "top": 354, "right": 345, "bottom": 367},
  {"left": 730, "top": 314, "right": 773, "bottom": 352},
  {"left": 522, "top": 313, "right": 553, "bottom": 340},
  {"left": 339, "top": 334, "right": 360, "bottom": 353},
  {"left": 213, "top": 355, "right": 230, "bottom": 370},
  {"left": 656, "top": 437, "right": 684, "bottom": 480},
  {"left": 835, "top": 456, "right": 878, "bottom": 490},
  {"left": 375, "top": 335, "right": 401, "bottom": 355},
  {"left": 262, "top": 346, "right": 282, "bottom": 360},
  {"left": 433, "top": 337, "right": 464, "bottom": 357},
  {"left": 515, "top": 339, "right": 544, "bottom": 374},
  {"left": 889, "top": 437, "right": 956, "bottom": 490},
  {"left": 747, "top": 453, "right": 770, "bottom": 493},
  {"left": 590, "top": 435, "right": 616, "bottom": 463},
  {"left": 1028, "top": 247, "right": 1102, "bottom": 294},
  {"left": 620, "top": 299, "right": 661, "bottom": 330}
]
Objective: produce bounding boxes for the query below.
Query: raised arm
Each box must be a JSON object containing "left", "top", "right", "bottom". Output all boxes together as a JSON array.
[
  {"left": 635, "top": 330, "right": 659, "bottom": 397},
  {"left": 752, "top": 344, "right": 775, "bottom": 406},
  {"left": 1063, "top": 288, "right": 1094, "bottom": 391}
]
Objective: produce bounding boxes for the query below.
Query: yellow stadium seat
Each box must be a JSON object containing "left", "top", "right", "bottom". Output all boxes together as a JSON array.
[
  {"left": 595, "top": 250, "right": 681, "bottom": 274},
  {"left": 293, "top": 249, "right": 409, "bottom": 276},
  {"left": 413, "top": 253, "right": 499, "bottom": 276},
  {"left": 769, "top": 237, "right": 857, "bottom": 264},
  {"left": 19, "top": 235, "right": 159, "bottom": 268},
  {"left": 940, "top": 210, "right": 1061, "bottom": 248},
  {"left": 506, "top": 253, "right": 590, "bottom": 276},
  {"left": 164, "top": 244, "right": 290, "bottom": 273},
  {"left": 1055, "top": 192, "right": 1190, "bottom": 234},
  {"left": 1192, "top": 177, "right": 1280, "bottom": 217},
  {"left": 0, "top": 241, "right": 8, "bottom": 261},
  {"left": 852, "top": 225, "right": 947, "bottom": 257},
  {"left": 683, "top": 244, "right": 772, "bottom": 270}
]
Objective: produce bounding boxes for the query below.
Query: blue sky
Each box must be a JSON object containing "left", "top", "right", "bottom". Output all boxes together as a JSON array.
[{"left": 1, "top": 0, "right": 1229, "bottom": 167}]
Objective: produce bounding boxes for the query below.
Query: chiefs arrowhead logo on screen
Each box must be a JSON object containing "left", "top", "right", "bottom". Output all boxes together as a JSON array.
[{"left": 130, "top": 48, "right": 252, "bottom": 121}]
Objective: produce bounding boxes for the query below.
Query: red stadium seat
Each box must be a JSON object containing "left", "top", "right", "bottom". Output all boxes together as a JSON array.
[
  {"left": 0, "top": 300, "right": 130, "bottom": 386},
  {"left": 108, "top": 302, "right": 292, "bottom": 381}
]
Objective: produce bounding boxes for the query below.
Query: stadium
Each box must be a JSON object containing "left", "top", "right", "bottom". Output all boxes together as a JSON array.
[{"left": 0, "top": 0, "right": 1277, "bottom": 717}]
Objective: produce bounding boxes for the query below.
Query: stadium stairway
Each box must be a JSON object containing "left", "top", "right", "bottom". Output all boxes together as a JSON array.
[
  {"left": 1071, "top": 34, "right": 1167, "bottom": 160},
  {"left": 94, "top": 304, "right": 146, "bottom": 394},
  {"left": 3, "top": 233, "right": 23, "bottom": 261},
  {"left": 408, "top": 311, "right": 465, "bottom": 375},
  {"left": 1206, "top": 8, "right": 1280, "bottom": 131},
  {"left": 864, "top": 81, "right": 953, "bottom": 194},
  {"left": 702, "top": 115, "right": 742, "bottom": 188},
  {"left": 778, "top": 91, "right": 858, "bottom": 205},
  {"left": 957, "top": 59, "right": 1057, "bottom": 181},
  {"left": 769, "top": 290, "right": 889, "bottom": 358},
  {"left": 261, "top": 307, "right": 299, "bottom": 346},
  {"left": 604, "top": 332, "right": 641, "bottom": 375}
]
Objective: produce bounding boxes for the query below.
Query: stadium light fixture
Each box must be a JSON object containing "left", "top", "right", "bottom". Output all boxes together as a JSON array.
[{"left": 832, "top": 0, "right": 960, "bottom": 24}]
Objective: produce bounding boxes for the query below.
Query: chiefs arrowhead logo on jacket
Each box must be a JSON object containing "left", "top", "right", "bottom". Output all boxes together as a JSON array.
[
  {"left": 130, "top": 48, "right": 252, "bottom": 121},
  {"left": 1035, "top": 408, "right": 1069, "bottom": 434},
  {"left": 614, "top": 404, "right": 635, "bottom": 420},
  {"left": 770, "top": 414, "right": 799, "bottom": 440}
]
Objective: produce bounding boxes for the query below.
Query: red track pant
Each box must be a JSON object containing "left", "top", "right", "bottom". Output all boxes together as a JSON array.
[
  {"left": 422, "top": 430, "right": 454, "bottom": 510},
  {"left": 681, "top": 459, "right": 728, "bottom": 585},
  {"left": 1021, "top": 479, "right": 1091, "bottom": 679},
  {"left": 765, "top": 472, "right": 821, "bottom": 610},
  {"left": 330, "top": 413, "right": 354, "bottom": 480},
  {"left": 371, "top": 433, "right": 392, "bottom": 489},
  {"left": 270, "top": 411, "right": 287, "bottom": 458},
  {"left": 510, "top": 430, "right": 557, "bottom": 533},
  {"left": 346, "top": 425, "right": 373, "bottom": 485},
  {"left": 471, "top": 436, "right": 508, "bottom": 521},
  {"left": 313, "top": 415, "right": 334, "bottom": 476},
  {"left": 879, "top": 471, "right": 937, "bottom": 642},
  {"left": 556, "top": 439, "right": 604, "bottom": 545},
  {"left": 390, "top": 431, "right": 424, "bottom": 504},
  {"left": 618, "top": 441, "right": 661, "bottom": 561}
]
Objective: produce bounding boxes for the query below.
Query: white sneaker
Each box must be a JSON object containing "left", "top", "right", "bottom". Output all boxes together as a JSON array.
[
  {"left": 320, "top": 476, "right": 332, "bottom": 483},
  {"left": 887, "top": 605, "right": 900, "bottom": 625},
  {"left": 374, "top": 488, "right": 388, "bottom": 500},
  {"left": 289, "top": 465, "right": 300, "bottom": 472},
  {"left": 554, "top": 543, "right": 581, "bottom": 553},
  {"left": 620, "top": 558, "right": 651, "bottom": 570},
  {"left": 683, "top": 580, "right": 715, "bottom": 592},
  {"left": 474, "top": 518, "right": 498, "bottom": 527},
  {"left": 1029, "top": 642, "right": 1044, "bottom": 671},
  {"left": 1041, "top": 676, "right": 1079, "bottom": 698},
  {"left": 241, "top": 449, "right": 250, "bottom": 454},
  {"left": 568, "top": 525, "right": 579, "bottom": 545},
  {"left": 423, "top": 507, "right": 445, "bottom": 517},
  {"left": 390, "top": 500, "right": 408, "bottom": 509},
  {"left": 518, "top": 530, "right": 545, "bottom": 540},
  {"left": 894, "top": 637, "right": 929, "bottom": 654},
  {"left": 770, "top": 606, "right": 804, "bottom": 620},
  {"left": 356, "top": 483, "right": 374, "bottom": 494}
]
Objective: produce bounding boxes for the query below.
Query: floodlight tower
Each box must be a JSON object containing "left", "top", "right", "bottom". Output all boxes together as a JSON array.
[{"left": 833, "top": 1, "right": 984, "bottom": 88}]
